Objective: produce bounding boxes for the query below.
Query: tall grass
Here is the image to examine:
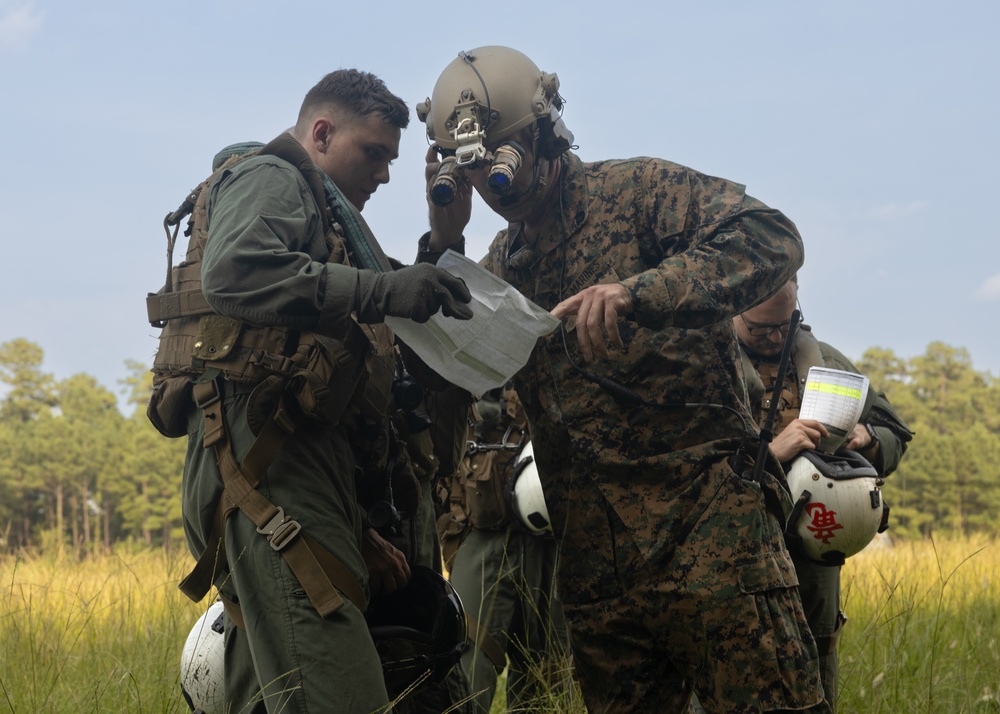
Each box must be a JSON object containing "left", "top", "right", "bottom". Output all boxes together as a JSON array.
[
  {"left": 838, "top": 535, "right": 1000, "bottom": 713},
  {"left": 1, "top": 546, "right": 199, "bottom": 713},
  {"left": 1, "top": 537, "right": 997, "bottom": 713}
]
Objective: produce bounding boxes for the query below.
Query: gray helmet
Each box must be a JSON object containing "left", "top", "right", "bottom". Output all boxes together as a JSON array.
[
  {"left": 417, "top": 46, "right": 573, "bottom": 163},
  {"left": 366, "top": 565, "right": 468, "bottom": 699}
]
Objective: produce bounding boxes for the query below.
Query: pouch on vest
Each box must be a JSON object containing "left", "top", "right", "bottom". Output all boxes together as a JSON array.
[
  {"left": 462, "top": 449, "right": 509, "bottom": 530},
  {"left": 146, "top": 142, "right": 377, "bottom": 437},
  {"left": 147, "top": 375, "right": 194, "bottom": 438},
  {"left": 292, "top": 329, "right": 370, "bottom": 424}
]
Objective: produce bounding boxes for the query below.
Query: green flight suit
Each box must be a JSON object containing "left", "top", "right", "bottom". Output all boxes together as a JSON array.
[
  {"left": 183, "top": 144, "right": 389, "bottom": 714},
  {"left": 441, "top": 390, "right": 569, "bottom": 713},
  {"left": 389, "top": 399, "right": 475, "bottom": 714},
  {"left": 741, "top": 326, "right": 914, "bottom": 712}
]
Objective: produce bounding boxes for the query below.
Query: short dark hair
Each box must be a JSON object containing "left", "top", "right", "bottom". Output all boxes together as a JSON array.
[{"left": 299, "top": 69, "right": 409, "bottom": 129}]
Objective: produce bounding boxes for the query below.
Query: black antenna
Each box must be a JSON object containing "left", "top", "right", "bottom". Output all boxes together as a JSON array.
[{"left": 751, "top": 308, "right": 801, "bottom": 483}]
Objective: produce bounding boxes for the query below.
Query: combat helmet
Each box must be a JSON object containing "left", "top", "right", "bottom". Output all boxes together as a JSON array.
[{"left": 417, "top": 46, "right": 573, "bottom": 170}]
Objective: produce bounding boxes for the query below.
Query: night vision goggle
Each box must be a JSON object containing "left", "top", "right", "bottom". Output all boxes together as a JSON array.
[{"left": 429, "top": 102, "right": 525, "bottom": 207}]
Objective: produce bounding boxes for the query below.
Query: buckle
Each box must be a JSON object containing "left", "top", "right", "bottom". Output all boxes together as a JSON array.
[
  {"left": 256, "top": 507, "right": 302, "bottom": 552},
  {"left": 254, "top": 352, "right": 295, "bottom": 374},
  {"left": 193, "top": 379, "right": 221, "bottom": 410}
]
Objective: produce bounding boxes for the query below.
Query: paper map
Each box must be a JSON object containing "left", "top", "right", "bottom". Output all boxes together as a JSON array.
[{"left": 386, "top": 250, "right": 559, "bottom": 397}]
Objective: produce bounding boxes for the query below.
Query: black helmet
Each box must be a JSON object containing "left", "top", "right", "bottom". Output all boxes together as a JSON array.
[{"left": 365, "top": 565, "right": 468, "bottom": 698}]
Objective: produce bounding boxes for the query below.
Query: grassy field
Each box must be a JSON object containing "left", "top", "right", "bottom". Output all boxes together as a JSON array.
[
  {"left": 837, "top": 536, "right": 1000, "bottom": 713},
  {"left": 1, "top": 537, "right": 998, "bottom": 713}
]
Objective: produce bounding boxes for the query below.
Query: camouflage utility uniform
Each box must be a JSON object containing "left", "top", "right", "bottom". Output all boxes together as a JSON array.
[
  {"left": 421, "top": 152, "right": 827, "bottom": 713},
  {"left": 183, "top": 144, "right": 390, "bottom": 713},
  {"left": 741, "top": 326, "right": 913, "bottom": 711}
]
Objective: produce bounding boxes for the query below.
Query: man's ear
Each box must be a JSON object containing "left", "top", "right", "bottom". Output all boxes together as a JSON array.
[{"left": 311, "top": 115, "right": 335, "bottom": 152}]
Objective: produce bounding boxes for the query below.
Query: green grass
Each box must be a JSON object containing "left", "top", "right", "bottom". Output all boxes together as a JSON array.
[
  {"left": 2, "top": 537, "right": 998, "bottom": 713},
  {"left": 1, "top": 546, "right": 198, "bottom": 713},
  {"left": 838, "top": 536, "right": 1000, "bottom": 713}
]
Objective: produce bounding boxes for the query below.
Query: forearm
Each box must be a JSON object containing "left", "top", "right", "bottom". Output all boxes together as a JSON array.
[
  {"left": 416, "top": 231, "right": 465, "bottom": 265},
  {"left": 203, "top": 160, "right": 362, "bottom": 337},
  {"left": 623, "top": 206, "right": 804, "bottom": 331}
]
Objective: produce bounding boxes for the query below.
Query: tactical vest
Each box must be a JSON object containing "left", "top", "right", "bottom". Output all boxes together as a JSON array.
[
  {"left": 146, "top": 133, "right": 397, "bottom": 618},
  {"left": 458, "top": 388, "right": 528, "bottom": 531},
  {"left": 146, "top": 135, "right": 395, "bottom": 439}
]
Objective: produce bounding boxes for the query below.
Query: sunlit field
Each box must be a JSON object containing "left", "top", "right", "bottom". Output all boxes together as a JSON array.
[
  {"left": 0, "top": 546, "right": 199, "bottom": 713},
  {"left": 2, "top": 537, "right": 997, "bottom": 713},
  {"left": 838, "top": 536, "right": 1000, "bottom": 713}
]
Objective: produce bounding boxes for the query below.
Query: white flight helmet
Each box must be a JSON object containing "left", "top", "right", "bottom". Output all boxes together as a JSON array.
[
  {"left": 180, "top": 600, "right": 225, "bottom": 714},
  {"left": 505, "top": 441, "right": 552, "bottom": 535},
  {"left": 785, "top": 449, "right": 884, "bottom": 565}
]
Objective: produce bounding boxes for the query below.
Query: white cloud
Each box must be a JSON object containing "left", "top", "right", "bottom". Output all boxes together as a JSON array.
[
  {"left": 0, "top": 0, "right": 45, "bottom": 52},
  {"left": 973, "top": 272, "right": 1000, "bottom": 302},
  {"left": 864, "top": 201, "right": 928, "bottom": 221}
]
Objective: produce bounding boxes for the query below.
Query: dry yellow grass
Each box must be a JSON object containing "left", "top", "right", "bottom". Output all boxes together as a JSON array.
[
  {"left": 2, "top": 536, "right": 998, "bottom": 713},
  {"left": 839, "top": 534, "right": 1000, "bottom": 713},
  {"left": 1, "top": 546, "right": 202, "bottom": 713}
]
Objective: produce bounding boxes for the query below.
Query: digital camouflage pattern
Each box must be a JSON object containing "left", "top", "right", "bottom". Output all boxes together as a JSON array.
[
  {"left": 741, "top": 326, "right": 914, "bottom": 711},
  {"left": 470, "top": 152, "right": 827, "bottom": 712}
]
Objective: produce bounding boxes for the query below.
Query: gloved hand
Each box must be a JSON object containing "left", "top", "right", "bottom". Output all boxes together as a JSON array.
[{"left": 356, "top": 264, "right": 474, "bottom": 323}]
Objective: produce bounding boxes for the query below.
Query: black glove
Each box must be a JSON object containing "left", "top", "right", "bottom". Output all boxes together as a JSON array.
[{"left": 356, "top": 264, "right": 474, "bottom": 323}]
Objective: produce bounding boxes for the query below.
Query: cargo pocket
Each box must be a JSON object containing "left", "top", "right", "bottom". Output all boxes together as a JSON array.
[
  {"left": 731, "top": 550, "right": 826, "bottom": 712},
  {"left": 737, "top": 549, "right": 799, "bottom": 593}
]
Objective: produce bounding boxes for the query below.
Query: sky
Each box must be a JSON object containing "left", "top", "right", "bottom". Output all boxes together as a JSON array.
[{"left": 1, "top": 0, "right": 997, "bottom": 412}]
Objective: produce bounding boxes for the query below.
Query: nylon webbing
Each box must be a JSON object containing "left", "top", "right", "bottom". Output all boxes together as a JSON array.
[
  {"left": 180, "top": 379, "right": 365, "bottom": 616},
  {"left": 255, "top": 133, "right": 391, "bottom": 273},
  {"left": 466, "top": 613, "right": 507, "bottom": 672},
  {"left": 319, "top": 174, "right": 392, "bottom": 273}
]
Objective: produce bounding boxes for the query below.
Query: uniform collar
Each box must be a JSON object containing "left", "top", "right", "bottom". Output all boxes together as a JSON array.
[{"left": 505, "top": 152, "right": 589, "bottom": 269}]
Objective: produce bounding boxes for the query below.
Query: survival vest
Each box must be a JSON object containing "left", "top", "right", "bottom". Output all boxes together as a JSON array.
[
  {"left": 146, "top": 133, "right": 396, "bottom": 618},
  {"left": 147, "top": 136, "right": 395, "bottom": 437}
]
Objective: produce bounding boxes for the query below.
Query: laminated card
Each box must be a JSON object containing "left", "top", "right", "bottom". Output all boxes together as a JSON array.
[{"left": 798, "top": 367, "right": 870, "bottom": 454}]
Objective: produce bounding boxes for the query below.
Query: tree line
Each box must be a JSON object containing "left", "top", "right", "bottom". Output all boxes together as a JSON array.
[{"left": 0, "top": 337, "right": 996, "bottom": 556}]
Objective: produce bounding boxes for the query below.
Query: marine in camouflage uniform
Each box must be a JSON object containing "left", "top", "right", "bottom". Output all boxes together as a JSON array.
[
  {"left": 417, "top": 45, "right": 829, "bottom": 714},
  {"left": 437, "top": 387, "right": 569, "bottom": 713},
  {"left": 734, "top": 277, "right": 914, "bottom": 712}
]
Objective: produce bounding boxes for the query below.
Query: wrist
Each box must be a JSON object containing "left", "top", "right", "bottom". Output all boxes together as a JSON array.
[
  {"left": 419, "top": 232, "right": 464, "bottom": 260},
  {"left": 863, "top": 422, "right": 880, "bottom": 452}
]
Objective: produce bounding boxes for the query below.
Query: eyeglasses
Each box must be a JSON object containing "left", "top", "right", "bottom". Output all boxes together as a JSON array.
[{"left": 740, "top": 313, "right": 802, "bottom": 338}]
